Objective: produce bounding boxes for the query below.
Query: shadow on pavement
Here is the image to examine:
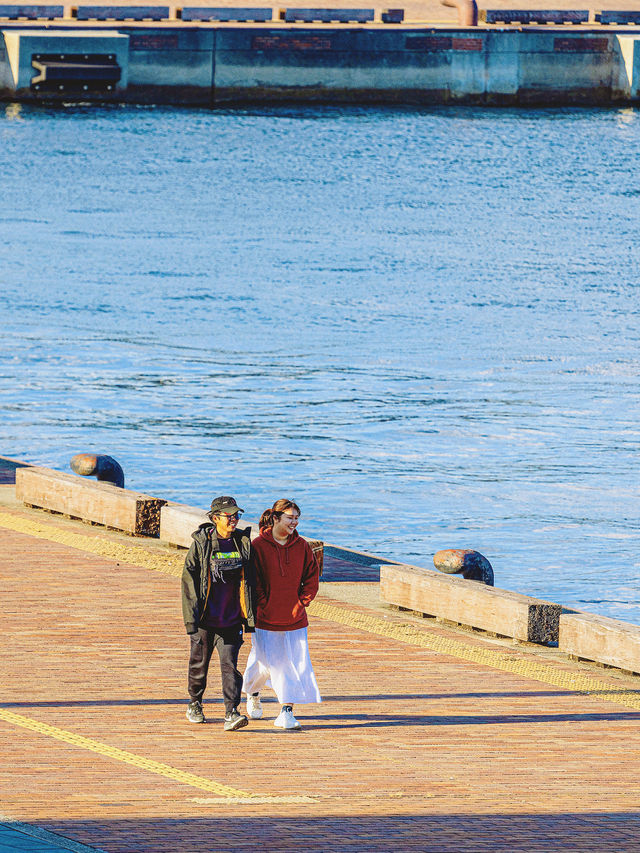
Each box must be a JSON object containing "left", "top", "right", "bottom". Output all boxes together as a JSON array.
[
  {"left": 39, "top": 813, "right": 640, "bottom": 852},
  {"left": 6, "top": 686, "right": 638, "bottom": 709}
]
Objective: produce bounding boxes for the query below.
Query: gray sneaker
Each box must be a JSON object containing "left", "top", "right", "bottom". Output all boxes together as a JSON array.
[
  {"left": 224, "top": 708, "right": 249, "bottom": 731},
  {"left": 186, "top": 700, "right": 205, "bottom": 723}
]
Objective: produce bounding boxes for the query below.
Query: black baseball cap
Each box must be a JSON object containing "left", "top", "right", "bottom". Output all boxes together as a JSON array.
[{"left": 210, "top": 495, "right": 244, "bottom": 515}]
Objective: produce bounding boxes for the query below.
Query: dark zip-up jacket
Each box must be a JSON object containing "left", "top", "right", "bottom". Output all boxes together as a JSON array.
[{"left": 181, "top": 522, "right": 256, "bottom": 634}]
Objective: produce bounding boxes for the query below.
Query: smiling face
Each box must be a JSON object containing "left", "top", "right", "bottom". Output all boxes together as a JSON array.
[
  {"left": 213, "top": 512, "right": 239, "bottom": 539},
  {"left": 271, "top": 509, "right": 300, "bottom": 543}
]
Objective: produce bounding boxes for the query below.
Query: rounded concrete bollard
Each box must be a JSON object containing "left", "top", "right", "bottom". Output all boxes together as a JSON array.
[
  {"left": 433, "top": 549, "right": 494, "bottom": 586},
  {"left": 70, "top": 453, "right": 125, "bottom": 488}
]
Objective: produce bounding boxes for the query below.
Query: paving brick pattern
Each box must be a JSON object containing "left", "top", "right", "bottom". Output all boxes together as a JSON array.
[{"left": 2, "top": 502, "right": 640, "bottom": 851}]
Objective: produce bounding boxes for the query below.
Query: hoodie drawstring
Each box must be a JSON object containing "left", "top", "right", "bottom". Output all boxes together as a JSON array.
[{"left": 276, "top": 540, "right": 291, "bottom": 576}]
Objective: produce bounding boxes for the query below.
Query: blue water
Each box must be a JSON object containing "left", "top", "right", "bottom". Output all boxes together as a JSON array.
[{"left": 2, "top": 101, "right": 640, "bottom": 622}]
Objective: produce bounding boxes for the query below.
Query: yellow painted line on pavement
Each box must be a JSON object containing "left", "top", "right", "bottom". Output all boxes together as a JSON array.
[
  {"left": 3, "top": 510, "right": 640, "bottom": 714},
  {"left": 0, "top": 708, "right": 314, "bottom": 802},
  {"left": 0, "top": 708, "right": 248, "bottom": 796},
  {"left": 307, "top": 601, "right": 640, "bottom": 712},
  {"left": 0, "top": 511, "right": 183, "bottom": 576},
  {"left": 0, "top": 513, "right": 318, "bottom": 802}
]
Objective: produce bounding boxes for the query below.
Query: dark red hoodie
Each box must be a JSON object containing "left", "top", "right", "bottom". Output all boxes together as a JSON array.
[{"left": 253, "top": 528, "right": 319, "bottom": 631}]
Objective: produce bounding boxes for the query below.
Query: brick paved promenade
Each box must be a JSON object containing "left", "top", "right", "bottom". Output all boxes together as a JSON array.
[{"left": 2, "top": 485, "right": 640, "bottom": 852}]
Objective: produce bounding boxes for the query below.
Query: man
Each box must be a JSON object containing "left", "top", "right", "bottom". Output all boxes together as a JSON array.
[{"left": 181, "top": 495, "right": 255, "bottom": 730}]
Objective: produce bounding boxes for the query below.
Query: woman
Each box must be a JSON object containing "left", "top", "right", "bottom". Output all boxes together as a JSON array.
[{"left": 242, "top": 499, "right": 321, "bottom": 730}]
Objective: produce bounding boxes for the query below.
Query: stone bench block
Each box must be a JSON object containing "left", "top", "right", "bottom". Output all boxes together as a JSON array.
[
  {"left": 73, "top": 5, "right": 169, "bottom": 19},
  {"left": 381, "top": 7, "right": 403, "bottom": 22},
  {"left": 15, "top": 466, "right": 165, "bottom": 536},
  {"left": 596, "top": 10, "right": 640, "bottom": 24},
  {"left": 0, "top": 4, "right": 63, "bottom": 17},
  {"left": 280, "top": 6, "right": 374, "bottom": 22},
  {"left": 380, "top": 563, "right": 560, "bottom": 644},
  {"left": 181, "top": 6, "right": 272, "bottom": 20},
  {"left": 482, "top": 8, "right": 589, "bottom": 24},
  {"left": 160, "top": 501, "right": 324, "bottom": 574},
  {"left": 559, "top": 610, "right": 640, "bottom": 672}
]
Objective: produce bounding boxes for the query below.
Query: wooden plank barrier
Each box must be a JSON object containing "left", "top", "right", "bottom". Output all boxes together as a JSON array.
[
  {"left": 180, "top": 6, "right": 272, "bottom": 20},
  {"left": 0, "top": 4, "right": 63, "bottom": 17},
  {"left": 559, "top": 611, "right": 640, "bottom": 673},
  {"left": 73, "top": 5, "right": 169, "bottom": 19},
  {"left": 595, "top": 10, "right": 640, "bottom": 24},
  {"left": 160, "top": 501, "right": 324, "bottom": 575},
  {"left": 280, "top": 6, "right": 374, "bottom": 22},
  {"left": 380, "top": 563, "right": 561, "bottom": 644},
  {"left": 481, "top": 8, "right": 589, "bottom": 24},
  {"left": 15, "top": 466, "right": 166, "bottom": 537}
]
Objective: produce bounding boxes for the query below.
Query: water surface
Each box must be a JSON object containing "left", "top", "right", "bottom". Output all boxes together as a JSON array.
[{"left": 1, "top": 102, "right": 639, "bottom": 621}]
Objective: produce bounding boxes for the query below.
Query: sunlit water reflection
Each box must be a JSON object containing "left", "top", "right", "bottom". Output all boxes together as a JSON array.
[{"left": 2, "top": 102, "right": 640, "bottom": 621}]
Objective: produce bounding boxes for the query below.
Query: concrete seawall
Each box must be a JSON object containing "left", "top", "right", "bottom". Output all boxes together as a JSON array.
[{"left": 1, "top": 20, "right": 640, "bottom": 104}]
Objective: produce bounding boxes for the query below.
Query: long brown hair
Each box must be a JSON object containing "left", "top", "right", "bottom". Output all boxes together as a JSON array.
[{"left": 259, "top": 498, "right": 301, "bottom": 532}]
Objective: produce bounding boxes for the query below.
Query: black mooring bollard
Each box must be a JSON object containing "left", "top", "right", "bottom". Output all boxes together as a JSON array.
[
  {"left": 70, "top": 453, "right": 125, "bottom": 488},
  {"left": 433, "top": 549, "right": 494, "bottom": 586}
]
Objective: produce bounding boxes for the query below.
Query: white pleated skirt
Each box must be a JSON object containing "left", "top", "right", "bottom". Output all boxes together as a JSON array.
[{"left": 242, "top": 626, "right": 322, "bottom": 705}]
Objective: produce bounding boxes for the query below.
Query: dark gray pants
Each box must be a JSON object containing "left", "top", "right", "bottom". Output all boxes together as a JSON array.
[{"left": 188, "top": 624, "right": 244, "bottom": 714}]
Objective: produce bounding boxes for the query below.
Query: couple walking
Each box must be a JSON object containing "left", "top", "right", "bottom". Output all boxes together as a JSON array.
[{"left": 181, "top": 495, "right": 321, "bottom": 731}]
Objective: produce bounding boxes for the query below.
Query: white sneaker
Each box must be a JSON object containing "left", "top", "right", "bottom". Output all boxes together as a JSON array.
[
  {"left": 246, "top": 693, "right": 263, "bottom": 720},
  {"left": 274, "top": 707, "right": 301, "bottom": 730}
]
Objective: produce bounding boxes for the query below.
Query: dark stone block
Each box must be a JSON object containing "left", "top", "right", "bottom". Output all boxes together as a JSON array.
[
  {"left": 181, "top": 5, "right": 272, "bottom": 20},
  {"left": 382, "top": 8, "right": 404, "bottom": 22},
  {"left": 484, "top": 8, "right": 589, "bottom": 24},
  {"left": 0, "top": 4, "right": 63, "bottom": 18},
  {"left": 596, "top": 10, "right": 640, "bottom": 24},
  {"left": 528, "top": 603, "right": 561, "bottom": 645},
  {"left": 280, "top": 6, "right": 374, "bottom": 22},
  {"left": 74, "top": 5, "right": 169, "bottom": 19}
]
